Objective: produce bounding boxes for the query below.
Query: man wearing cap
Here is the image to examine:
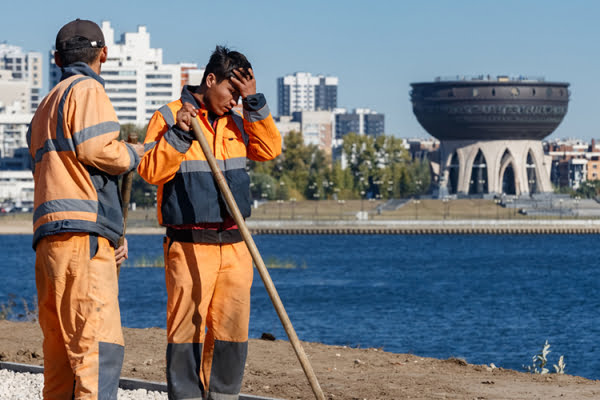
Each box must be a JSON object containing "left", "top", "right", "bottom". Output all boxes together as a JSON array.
[{"left": 28, "top": 19, "right": 144, "bottom": 400}]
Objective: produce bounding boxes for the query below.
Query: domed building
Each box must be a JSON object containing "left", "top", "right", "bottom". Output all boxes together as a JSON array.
[{"left": 410, "top": 76, "right": 569, "bottom": 197}]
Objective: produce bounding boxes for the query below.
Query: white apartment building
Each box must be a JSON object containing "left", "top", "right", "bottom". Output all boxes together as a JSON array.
[
  {"left": 49, "top": 21, "right": 201, "bottom": 126},
  {"left": 277, "top": 72, "right": 338, "bottom": 116},
  {"left": 0, "top": 112, "right": 33, "bottom": 159},
  {"left": 0, "top": 170, "right": 34, "bottom": 206},
  {"left": 273, "top": 115, "right": 301, "bottom": 139},
  {"left": 0, "top": 44, "right": 42, "bottom": 113},
  {"left": 101, "top": 22, "right": 181, "bottom": 125},
  {"left": 294, "top": 110, "right": 334, "bottom": 154}
]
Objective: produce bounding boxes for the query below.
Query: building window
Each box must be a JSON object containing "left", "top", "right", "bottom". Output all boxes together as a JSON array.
[
  {"left": 147, "top": 74, "right": 172, "bottom": 79},
  {"left": 106, "top": 88, "right": 137, "bottom": 93},
  {"left": 105, "top": 79, "right": 136, "bottom": 84},
  {"left": 146, "top": 83, "right": 172, "bottom": 88},
  {"left": 103, "top": 70, "right": 136, "bottom": 76}
]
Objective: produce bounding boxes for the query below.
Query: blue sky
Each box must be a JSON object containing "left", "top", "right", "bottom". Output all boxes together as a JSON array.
[{"left": 2, "top": 0, "right": 599, "bottom": 140}]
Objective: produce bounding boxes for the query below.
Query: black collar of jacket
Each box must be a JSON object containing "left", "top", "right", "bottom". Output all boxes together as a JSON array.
[{"left": 60, "top": 62, "right": 105, "bottom": 87}]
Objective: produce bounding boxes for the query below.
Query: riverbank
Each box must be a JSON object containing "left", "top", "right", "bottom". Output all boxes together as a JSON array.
[{"left": 0, "top": 321, "right": 598, "bottom": 399}]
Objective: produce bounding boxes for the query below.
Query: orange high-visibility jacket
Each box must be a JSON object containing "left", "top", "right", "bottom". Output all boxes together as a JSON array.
[
  {"left": 138, "top": 86, "right": 281, "bottom": 226},
  {"left": 28, "top": 62, "right": 139, "bottom": 248}
]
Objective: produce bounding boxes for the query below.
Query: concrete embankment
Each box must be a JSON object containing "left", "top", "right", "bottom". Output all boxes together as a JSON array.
[
  {"left": 246, "top": 219, "right": 600, "bottom": 235},
  {"left": 3, "top": 219, "right": 600, "bottom": 235}
]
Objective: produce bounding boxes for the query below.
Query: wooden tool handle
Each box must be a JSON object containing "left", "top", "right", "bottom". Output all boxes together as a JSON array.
[{"left": 117, "top": 133, "right": 139, "bottom": 276}]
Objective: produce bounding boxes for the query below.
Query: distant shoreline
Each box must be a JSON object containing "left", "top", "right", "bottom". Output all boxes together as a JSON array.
[{"left": 2, "top": 219, "right": 600, "bottom": 235}]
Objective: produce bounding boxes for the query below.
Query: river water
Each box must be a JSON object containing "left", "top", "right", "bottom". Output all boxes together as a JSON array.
[{"left": 1, "top": 234, "right": 598, "bottom": 379}]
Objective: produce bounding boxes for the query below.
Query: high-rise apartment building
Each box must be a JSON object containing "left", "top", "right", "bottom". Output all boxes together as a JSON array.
[
  {"left": 292, "top": 110, "right": 334, "bottom": 154},
  {"left": 277, "top": 72, "right": 338, "bottom": 116},
  {"left": 0, "top": 44, "right": 42, "bottom": 113},
  {"left": 50, "top": 21, "right": 195, "bottom": 126},
  {"left": 335, "top": 108, "right": 385, "bottom": 139}
]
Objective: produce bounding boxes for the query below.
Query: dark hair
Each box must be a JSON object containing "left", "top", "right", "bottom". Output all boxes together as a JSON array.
[
  {"left": 58, "top": 47, "right": 102, "bottom": 66},
  {"left": 201, "top": 45, "right": 252, "bottom": 85}
]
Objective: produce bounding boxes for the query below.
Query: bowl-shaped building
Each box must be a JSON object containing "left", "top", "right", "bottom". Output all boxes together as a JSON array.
[{"left": 410, "top": 76, "right": 569, "bottom": 196}]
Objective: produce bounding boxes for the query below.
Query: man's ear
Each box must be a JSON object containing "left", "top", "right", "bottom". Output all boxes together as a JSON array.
[
  {"left": 54, "top": 51, "right": 63, "bottom": 68},
  {"left": 206, "top": 73, "right": 216, "bottom": 88},
  {"left": 99, "top": 46, "right": 108, "bottom": 64}
]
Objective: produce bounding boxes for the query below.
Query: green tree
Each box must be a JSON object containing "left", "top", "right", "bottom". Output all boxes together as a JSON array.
[
  {"left": 573, "top": 180, "right": 600, "bottom": 198},
  {"left": 250, "top": 173, "right": 277, "bottom": 200}
]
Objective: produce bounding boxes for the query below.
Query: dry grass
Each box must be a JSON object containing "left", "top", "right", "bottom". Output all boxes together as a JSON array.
[{"left": 248, "top": 198, "right": 530, "bottom": 221}]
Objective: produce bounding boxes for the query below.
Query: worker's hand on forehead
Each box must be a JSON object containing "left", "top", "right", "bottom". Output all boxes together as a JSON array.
[
  {"left": 176, "top": 102, "right": 198, "bottom": 132},
  {"left": 230, "top": 67, "right": 256, "bottom": 99}
]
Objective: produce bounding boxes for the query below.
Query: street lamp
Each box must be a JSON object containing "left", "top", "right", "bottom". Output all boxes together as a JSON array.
[
  {"left": 338, "top": 199, "right": 345, "bottom": 220},
  {"left": 277, "top": 199, "right": 284, "bottom": 220},
  {"left": 279, "top": 180, "right": 285, "bottom": 197},
  {"left": 506, "top": 198, "right": 513, "bottom": 219},
  {"left": 559, "top": 198, "right": 563, "bottom": 219},
  {"left": 494, "top": 198, "right": 500, "bottom": 220},
  {"left": 413, "top": 199, "right": 421, "bottom": 220},
  {"left": 574, "top": 195, "right": 581, "bottom": 217},
  {"left": 442, "top": 196, "right": 449, "bottom": 219},
  {"left": 290, "top": 197, "right": 296, "bottom": 220},
  {"left": 360, "top": 190, "right": 365, "bottom": 213},
  {"left": 261, "top": 192, "right": 268, "bottom": 215},
  {"left": 322, "top": 180, "right": 329, "bottom": 199},
  {"left": 374, "top": 179, "right": 383, "bottom": 199},
  {"left": 528, "top": 178, "right": 535, "bottom": 194},
  {"left": 313, "top": 192, "right": 320, "bottom": 219}
]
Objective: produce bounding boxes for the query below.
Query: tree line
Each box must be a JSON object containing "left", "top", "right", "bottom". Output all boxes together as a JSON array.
[{"left": 119, "top": 124, "right": 431, "bottom": 206}]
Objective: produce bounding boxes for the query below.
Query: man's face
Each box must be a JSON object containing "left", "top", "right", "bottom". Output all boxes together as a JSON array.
[{"left": 205, "top": 75, "right": 240, "bottom": 116}]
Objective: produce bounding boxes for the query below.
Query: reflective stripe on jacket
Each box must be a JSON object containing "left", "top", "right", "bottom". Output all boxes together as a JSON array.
[
  {"left": 28, "top": 62, "right": 139, "bottom": 248},
  {"left": 138, "top": 86, "right": 282, "bottom": 226}
]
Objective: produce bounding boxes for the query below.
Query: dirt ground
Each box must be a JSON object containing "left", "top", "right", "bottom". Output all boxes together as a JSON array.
[{"left": 0, "top": 321, "right": 599, "bottom": 399}]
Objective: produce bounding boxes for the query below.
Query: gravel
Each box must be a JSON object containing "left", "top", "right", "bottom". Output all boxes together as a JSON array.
[{"left": 0, "top": 369, "right": 167, "bottom": 400}]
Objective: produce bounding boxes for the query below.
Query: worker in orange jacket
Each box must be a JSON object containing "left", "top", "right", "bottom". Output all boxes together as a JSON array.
[
  {"left": 138, "top": 46, "right": 281, "bottom": 400},
  {"left": 28, "top": 19, "right": 145, "bottom": 400}
]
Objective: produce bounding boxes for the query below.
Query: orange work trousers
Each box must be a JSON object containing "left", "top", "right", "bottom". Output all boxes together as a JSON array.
[
  {"left": 35, "top": 232, "right": 124, "bottom": 400},
  {"left": 163, "top": 238, "right": 253, "bottom": 400}
]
